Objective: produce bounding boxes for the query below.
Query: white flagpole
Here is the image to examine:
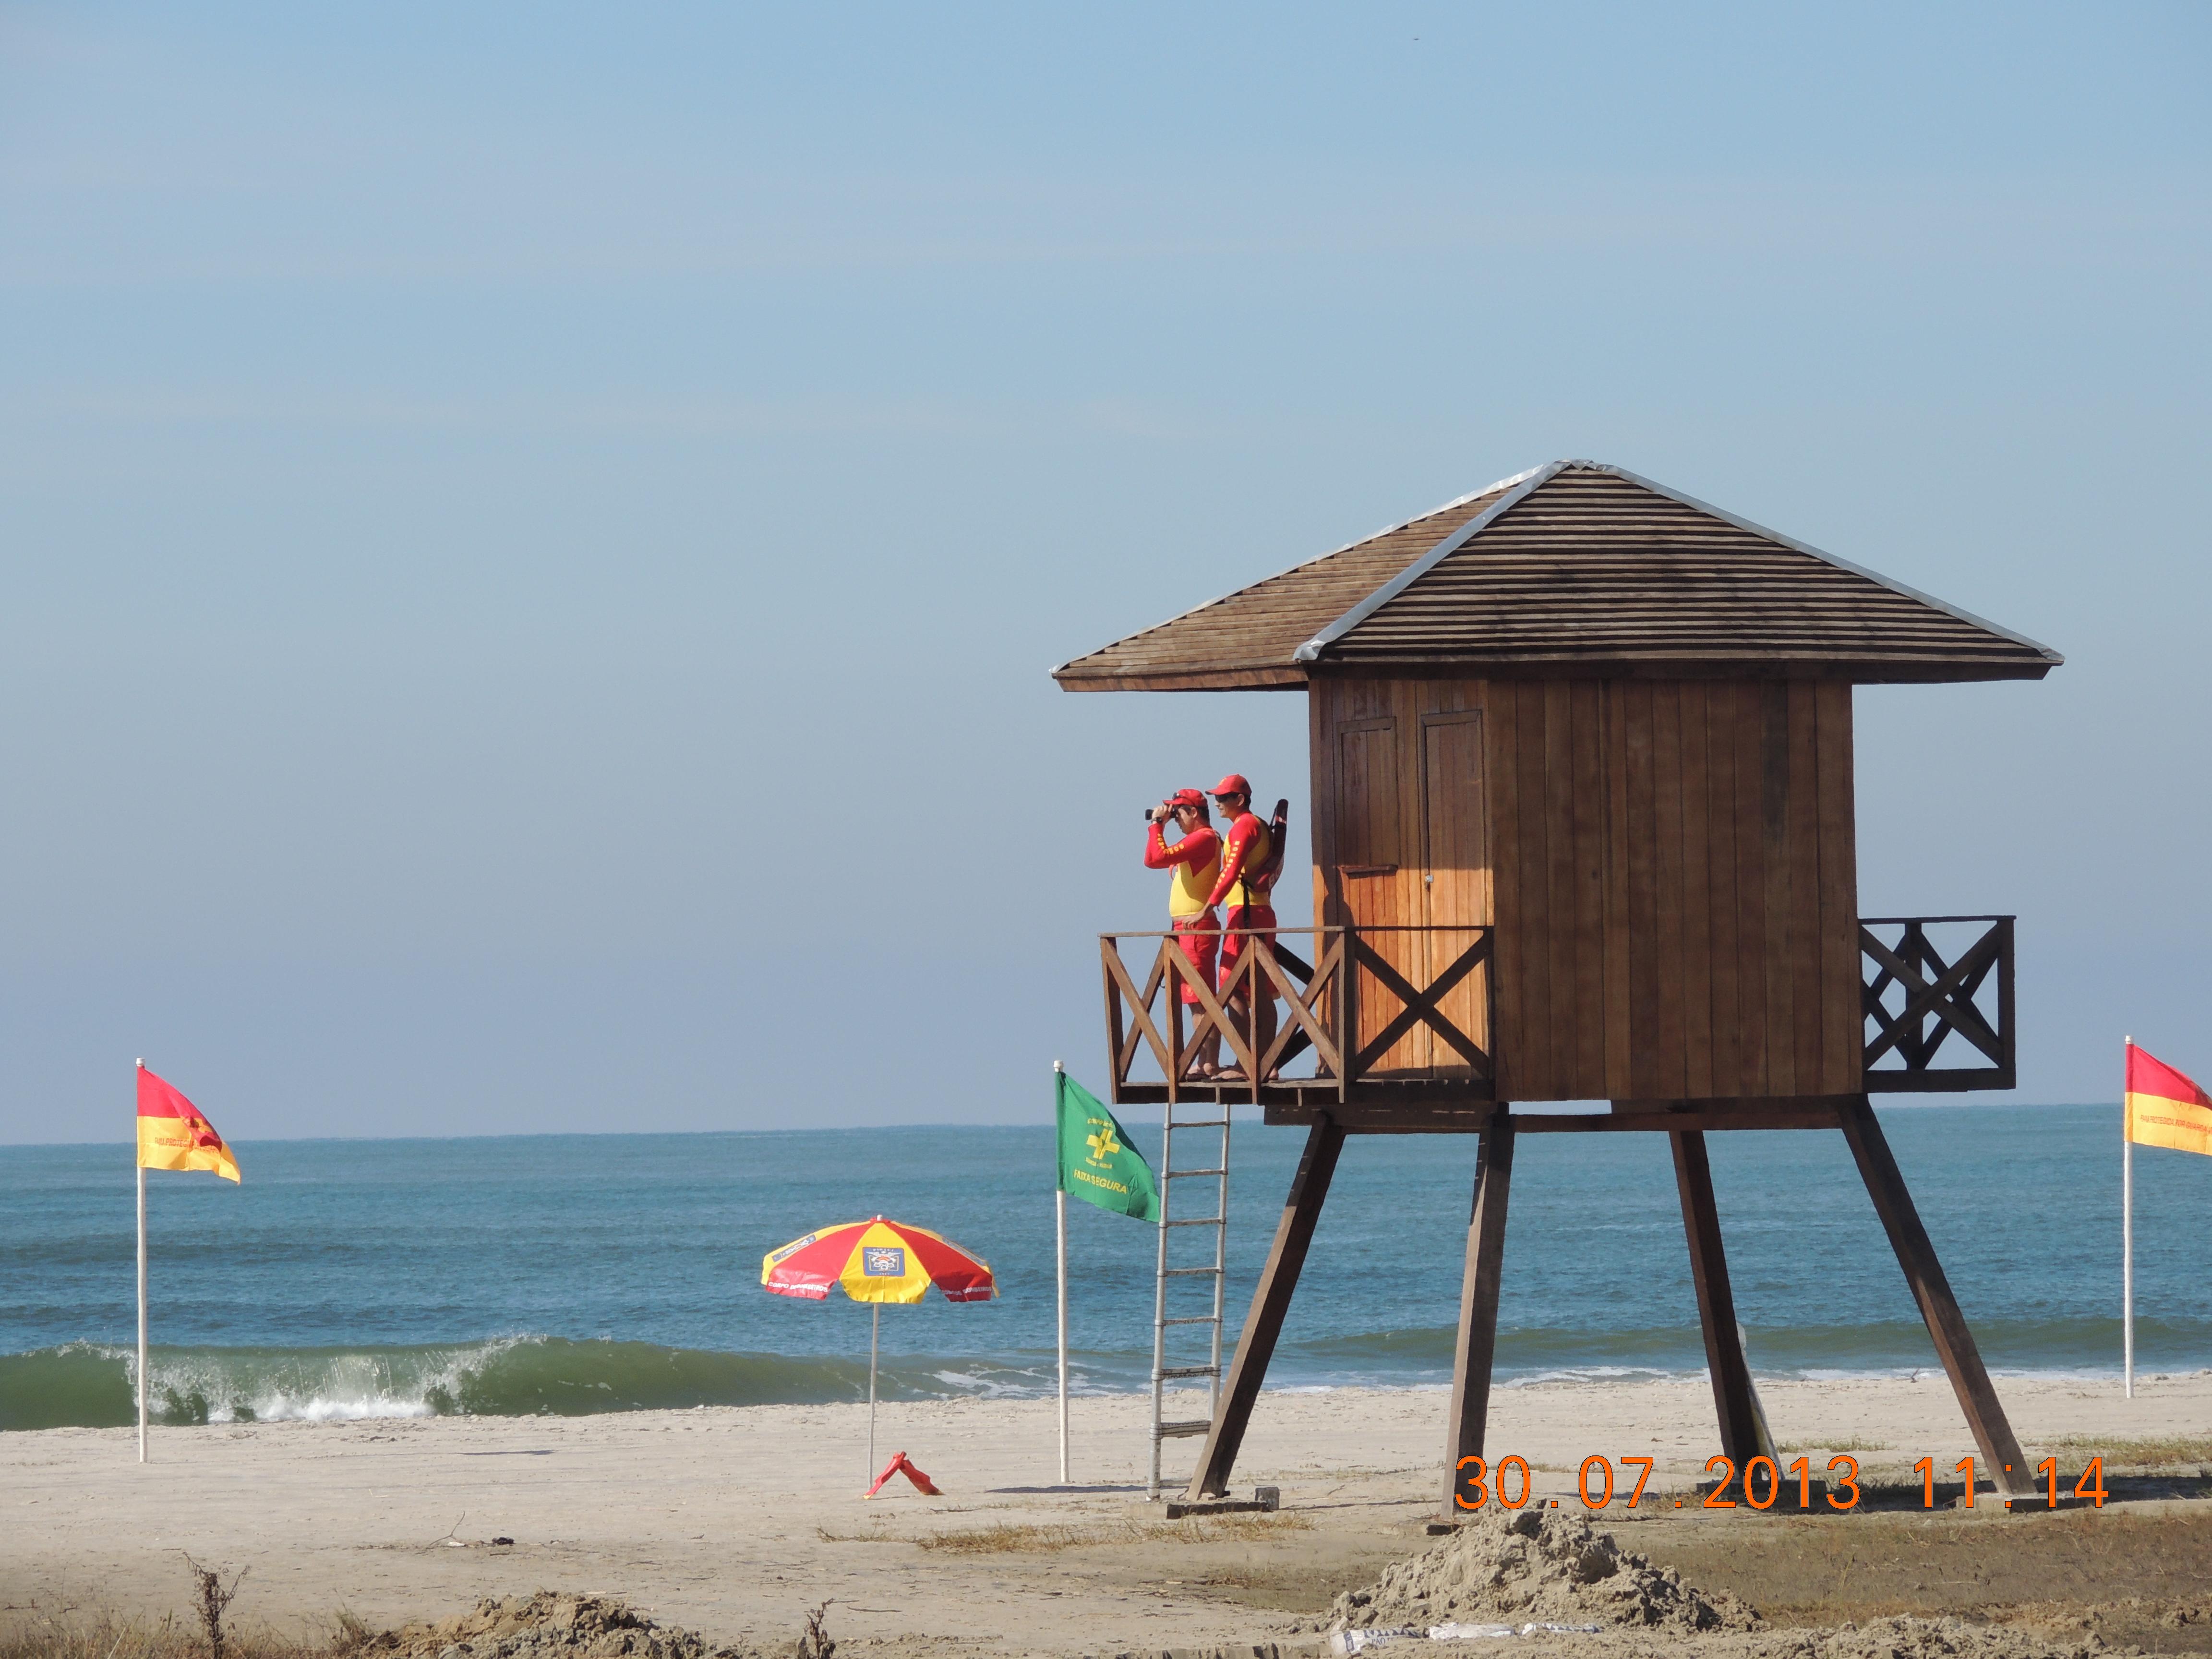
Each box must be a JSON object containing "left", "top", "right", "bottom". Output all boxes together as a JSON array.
[
  {"left": 1055, "top": 1060, "right": 1070, "bottom": 1485},
  {"left": 136, "top": 1057, "right": 148, "bottom": 1464},
  {"left": 2123, "top": 1034, "right": 2135, "bottom": 1399},
  {"left": 136, "top": 1164, "right": 148, "bottom": 1463},
  {"left": 1057, "top": 1189, "right": 1070, "bottom": 1484}
]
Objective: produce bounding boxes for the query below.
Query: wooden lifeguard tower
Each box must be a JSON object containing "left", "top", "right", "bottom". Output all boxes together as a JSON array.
[{"left": 1054, "top": 460, "right": 2062, "bottom": 1508}]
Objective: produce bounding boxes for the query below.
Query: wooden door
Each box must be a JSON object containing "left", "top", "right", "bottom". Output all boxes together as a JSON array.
[
  {"left": 1420, "top": 711, "right": 1489, "bottom": 1074},
  {"left": 1333, "top": 716, "right": 1418, "bottom": 1070}
]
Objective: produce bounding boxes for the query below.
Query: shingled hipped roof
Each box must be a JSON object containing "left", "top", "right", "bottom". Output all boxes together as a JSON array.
[{"left": 1052, "top": 461, "right": 2061, "bottom": 690}]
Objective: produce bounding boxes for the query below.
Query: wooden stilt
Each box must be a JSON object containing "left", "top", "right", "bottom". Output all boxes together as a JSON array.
[
  {"left": 1838, "top": 1094, "right": 2033, "bottom": 1497},
  {"left": 1183, "top": 1114, "right": 1345, "bottom": 1499},
  {"left": 1442, "top": 1110, "right": 1515, "bottom": 1513},
  {"left": 1670, "top": 1128, "right": 1763, "bottom": 1466}
]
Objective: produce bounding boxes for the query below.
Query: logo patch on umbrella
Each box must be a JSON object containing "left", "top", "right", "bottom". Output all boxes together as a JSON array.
[{"left": 862, "top": 1246, "right": 906, "bottom": 1276}]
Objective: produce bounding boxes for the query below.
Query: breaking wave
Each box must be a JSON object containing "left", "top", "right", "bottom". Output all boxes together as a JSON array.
[
  {"left": 0, "top": 1336, "right": 1111, "bottom": 1431},
  {"left": 9, "top": 1310, "right": 2200, "bottom": 1431}
]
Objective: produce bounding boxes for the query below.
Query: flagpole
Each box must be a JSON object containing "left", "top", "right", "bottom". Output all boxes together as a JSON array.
[
  {"left": 2123, "top": 1034, "right": 2135, "bottom": 1400},
  {"left": 1055, "top": 1060, "right": 1070, "bottom": 1485},
  {"left": 1057, "top": 1189, "right": 1070, "bottom": 1484},
  {"left": 135, "top": 1057, "right": 148, "bottom": 1465},
  {"left": 136, "top": 1162, "right": 148, "bottom": 1463}
]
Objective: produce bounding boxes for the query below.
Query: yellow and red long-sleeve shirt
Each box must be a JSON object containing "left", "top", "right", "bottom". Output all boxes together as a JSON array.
[
  {"left": 1206, "top": 811, "right": 1276, "bottom": 911},
  {"left": 1145, "top": 821, "right": 1222, "bottom": 919}
]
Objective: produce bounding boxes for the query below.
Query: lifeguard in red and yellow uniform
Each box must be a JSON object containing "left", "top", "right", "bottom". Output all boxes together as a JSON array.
[
  {"left": 1144, "top": 789, "right": 1225, "bottom": 1072},
  {"left": 1207, "top": 774, "right": 1286, "bottom": 1078}
]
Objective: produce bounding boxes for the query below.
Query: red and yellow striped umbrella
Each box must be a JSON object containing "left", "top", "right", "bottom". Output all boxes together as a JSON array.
[{"left": 761, "top": 1216, "right": 997, "bottom": 1305}]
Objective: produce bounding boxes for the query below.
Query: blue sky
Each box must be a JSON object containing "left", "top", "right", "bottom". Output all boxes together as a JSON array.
[{"left": 2, "top": 3, "right": 2207, "bottom": 1140}]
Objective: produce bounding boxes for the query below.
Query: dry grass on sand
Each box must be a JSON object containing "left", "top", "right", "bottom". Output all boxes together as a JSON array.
[
  {"left": 0, "top": 1613, "right": 344, "bottom": 1659},
  {"left": 2032, "top": 1434, "right": 2212, "bottom": 1471},
  {"left": 12, "top": 1500, "right": 2212, "bottom": 1658},
  {"left": 1607, "top": 1504, "right": 2212, "bottom": 1655},
  {"left": 0, "top": 1592, "right": 818, "bottom": 1659},
  {"left": 819, "top": 1511, "right": 1314, "bottom": 1556}
]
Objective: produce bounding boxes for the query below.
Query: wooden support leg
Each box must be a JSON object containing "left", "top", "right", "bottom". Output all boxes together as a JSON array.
[
  {"left": 1442, "top": 1111, "right": 1515, "bottom": 1514},
  {"left": 1670, "top": 1128, "right": 1764, "bottom": 1467},
  {"left": 1183, "top": 1114, "right": 1345, "bottom": 1500},
  {"left": 1838, "top": 1094, "right": 2033, "bottom": 1497}
]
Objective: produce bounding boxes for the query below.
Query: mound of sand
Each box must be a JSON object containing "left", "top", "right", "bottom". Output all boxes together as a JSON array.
[
  {"left": 351, "top": 1593, "right": 775, "bottom": 1659},
  {"left": 1306, "top": 1512, "right": 2126, "bottom": 1659},
  {"left": 1317, "top": 1508, "right": 1760, "bottom": 1635}
]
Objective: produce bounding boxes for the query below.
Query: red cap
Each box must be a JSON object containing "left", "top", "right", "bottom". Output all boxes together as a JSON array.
[
  {"left": 1166, "top": 788, "right": 1207, "bottom": 810},
  {"left": 1210, "top": 774, "right": 1252, "bottom": 799}
]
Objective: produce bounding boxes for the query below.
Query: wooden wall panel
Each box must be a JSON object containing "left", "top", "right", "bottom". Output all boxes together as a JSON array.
[
  {"left": 1335, "top": 719, "right": 1404, "bottom": 873},
  {"left": 1488, "top": 692, "right": 1524, "bottom": 1094},
  {"left": 1650, "top": 685, "right": 1688, "bottom": 1099},
  {"left": 1733, "top": 685, "right": 1773, "bottom": 1096},
  {"left": 1704, "top": 690, "right": 1744, "bottom": 1096},
  {"left": 1814, "top": 682, "right": 1861, "bottom": 1093},
  {"left": 1542, "top": 683, "right": 1578, "bottom": 1094},
  {"left": 1514, "top": 683, "right": 1552, "bottom": 1098},
  {"left": 1786, "top": 682, "right": 1825, "bottom": 1092},
  {"left": 1622, "top": 683, "right": 1660, "bottom": 1100},
  {"left": 1606, "top": 684, "right": 1636, "bottom": 1097},
  {"left": 1420, "top": 709, "right": 1490, "bottom": 1070},
  {"left": 1313, "top": 677, "right": 1493, "bottom": 1074},
  {"left": 1324, "top": 686, "right": 1416, "bottom": 1067},
  {"left": 1311, "top": 673, "right": 1859, "bottom": 1102},
  {"left": 1569, "top": 682, "right": 1608, "bottom": 1099},
  {"left": 1677, "top": 685, "right": 1716, "bottom": 1099},
  {"left": 1765, "top": 683, "right": 1801, "bottom": 1095}
]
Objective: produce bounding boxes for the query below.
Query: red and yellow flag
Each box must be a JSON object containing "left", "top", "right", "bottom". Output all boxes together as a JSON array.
[
  {"left": 136, "top": 1063, "right": 240, "bottom": 1183},
  {"left": 2125, "top": 1043, "right": 2212, "bottom": 1158}
]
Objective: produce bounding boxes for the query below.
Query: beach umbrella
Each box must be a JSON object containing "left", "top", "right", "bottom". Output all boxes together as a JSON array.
[{"left": 760, "top": 1216, "right": 996, "bottom": 1480}]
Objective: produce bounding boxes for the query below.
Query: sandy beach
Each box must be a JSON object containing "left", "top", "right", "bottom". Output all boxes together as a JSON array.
[{"left": 7, "top": 1372, "right": 2209, "bottom": 1655}]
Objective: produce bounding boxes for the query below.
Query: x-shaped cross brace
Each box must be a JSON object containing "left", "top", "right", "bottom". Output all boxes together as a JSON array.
[
  {"left": 1351, "top": 933, "right": 1493, "bottom": 1075},
  {"left": 1861, "top": 925, "right": 2004, "bottom": 1069}
]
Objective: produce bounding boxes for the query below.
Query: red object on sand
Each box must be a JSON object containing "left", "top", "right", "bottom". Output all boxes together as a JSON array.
[{"left": 863, "top": 1451, "right": 941, "bottom": 1498}]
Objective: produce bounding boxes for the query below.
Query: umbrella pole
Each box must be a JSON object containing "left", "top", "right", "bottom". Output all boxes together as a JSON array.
[{"left": 869, "top": 1302, "right": 879, "bottom": 1480}]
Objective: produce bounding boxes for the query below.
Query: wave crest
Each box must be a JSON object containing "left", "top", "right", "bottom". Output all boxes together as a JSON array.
[{"left": 0, "top": 1337, "right": 1100, "bottom": 1431}]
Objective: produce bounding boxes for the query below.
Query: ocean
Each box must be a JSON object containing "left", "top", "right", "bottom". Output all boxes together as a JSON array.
[{"left": 2, "top": 1104, "right": 2204, "bottom": 1431}]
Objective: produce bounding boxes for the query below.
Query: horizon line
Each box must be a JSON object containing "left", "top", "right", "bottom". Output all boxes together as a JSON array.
[{"left": 0, "top": 1098, "right": 2123, "bottom": 1152}]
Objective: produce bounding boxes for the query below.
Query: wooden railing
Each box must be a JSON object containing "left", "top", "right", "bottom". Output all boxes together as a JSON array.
[
  {"left": 1102, "top": 914, "right": 2014, "bottom": 1105},
  {"left": 1861, "top": 915, "right": 2015, "bottom": 1093},
  {"left": 1098, "top": 925, "right": 1495, "bottom": 1105}
]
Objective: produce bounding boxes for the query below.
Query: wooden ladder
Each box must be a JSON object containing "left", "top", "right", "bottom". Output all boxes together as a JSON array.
[{"left": 1148, "top": 1097, "right": 1231, "bottom": 1498}]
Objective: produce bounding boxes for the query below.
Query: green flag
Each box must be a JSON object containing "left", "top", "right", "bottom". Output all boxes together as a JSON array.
[{"left": 1055, "top": 1070, "right": 1160, "bottom": 1223}]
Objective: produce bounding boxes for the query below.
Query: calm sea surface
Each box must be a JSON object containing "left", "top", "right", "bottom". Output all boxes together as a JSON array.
[{"left": 2, "top": 1105, "right": 2205, "bottom": 1430}]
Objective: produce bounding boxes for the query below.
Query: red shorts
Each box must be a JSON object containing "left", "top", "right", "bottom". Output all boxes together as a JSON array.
[
  {"left": 1220, "top": 905, "right": 1279, "bottom": 996},
  {"left": 1172, "top": 913, "right": 1219, "bottom": 1005}
]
